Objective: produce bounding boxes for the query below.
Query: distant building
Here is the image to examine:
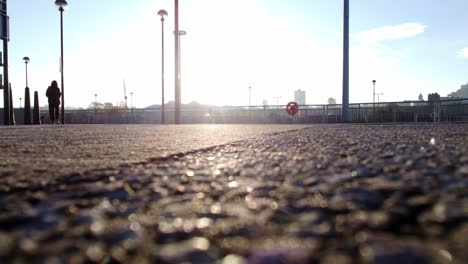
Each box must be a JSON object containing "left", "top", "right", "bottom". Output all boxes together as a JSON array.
[
  {"left": 294, "top": 90, "right": 306, "bottom": 105},
  {"left": 427, "top": 93, "right": 441, "bottom": 101},
  {"left": 448, "top": 83, "right": 468, "bottom": 98}
]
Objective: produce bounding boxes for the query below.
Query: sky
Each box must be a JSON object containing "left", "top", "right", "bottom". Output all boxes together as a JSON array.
[{"left": 4, "top": 0, "right": 468, "bottom": 108}]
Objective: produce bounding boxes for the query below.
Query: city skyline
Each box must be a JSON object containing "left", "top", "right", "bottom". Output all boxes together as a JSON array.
[{"left": 3, "top": 0, "right": 468, "bottom": 108}]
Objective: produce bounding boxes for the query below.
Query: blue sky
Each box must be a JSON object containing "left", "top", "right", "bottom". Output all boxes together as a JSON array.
[{"left": 4, "top": 0, "right": 468, "bottom": 108}]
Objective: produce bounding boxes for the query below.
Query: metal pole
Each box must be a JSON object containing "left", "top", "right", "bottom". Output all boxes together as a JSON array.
[
  {"left": 2, "top": 0, "right": 10, "bottom": 125},
  {"left": 174, "top": 0, "right": 180, "bottom": 124},
  {"left": 60, "top": 8, "right": 65, "bottom": 124},
  {"left": 342, "top": 0, "right": 349, "bottom": 123},
  {"left": 19, "top": 98, "right": 22, "bottom": 109},
  {"left": 123, "top": 80, "right": 128, "bottom": 109},
  {"left": 9, "top": 84, "right": 13, "bottom": 125},
  {"left": 25, "top": 62, "right": 29, "bottom": 88},
  {"left": 94, "top": 94, "right": 97, "bottom": 112},
  {"left": 161, "top": 17, "right": 165, "bottom": 124},
  {"left": 372, "top": 80, "right": 376, "bottom": 121},
  {"left": 178, "top": 33, "right": 182, "bottom": 112},
  {"left": 249, "top": 86, "right": 251, "bottom": 108},
  {"left": 248, "top": 86, "right": 251, "bottom": 122}
]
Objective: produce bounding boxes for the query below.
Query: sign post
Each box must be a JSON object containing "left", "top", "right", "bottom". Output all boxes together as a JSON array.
[{"left": 286, "top": 102, "right": 299, "bottom": 116}]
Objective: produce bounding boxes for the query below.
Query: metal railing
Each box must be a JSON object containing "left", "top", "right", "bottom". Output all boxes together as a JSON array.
[{"left": 3, "top": 98, "right": 468, "bottom": 125}]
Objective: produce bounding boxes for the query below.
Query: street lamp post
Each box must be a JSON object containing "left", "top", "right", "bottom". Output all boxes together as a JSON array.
[
  {"left": 372, "top": 80, "right": 376, "bottom": 106},
  {"left": 158, "top": 9, "right": 168, "bottom": 124},
  {"left": 249, "top": 86, "right": 251, "bottom": 108},
  {"left": 19, "top": 98, "right": 22, "bottom": 109},
  {"left": 93, "top": 93, "right": 98, "bottom": 124},
  {"left": 248, "top": 86, "right": 252, "bottom": 122},
  {"left": 176, "top": 29, "right": 186, "bottom": 113},
  {"left": 94, "top": 94, "right": 97, "bottom": 112},
  {"left": 174, "top": 0, "right": 181, "bottom": 124},
  {"left": 342, "top": 0, "right": 350, "bottom": 123},
  {"left": 130, "top": 92, "right": 133, "bottom": 109},
  {"left": 55, "top": 0, "right": 68, "bottom": 125},
  {"left": 377, "top": 92, "right": 383, "bottom": 103},
  {"left": 2, "top": 0, "right": 11, "bottom": 125},
  {"left": 23, "top": 57, "right": 30, "bottom": 88},
  {"left": 172, "top": 27, "right": 186, "bottom": 124}
]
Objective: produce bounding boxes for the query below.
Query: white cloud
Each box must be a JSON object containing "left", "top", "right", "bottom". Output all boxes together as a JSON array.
[
  {"left": 457, "top": 48, "right": 468, "bottom": 59},
  {"left": 357, "top": 23, "right": 427, "bottom": 44}
]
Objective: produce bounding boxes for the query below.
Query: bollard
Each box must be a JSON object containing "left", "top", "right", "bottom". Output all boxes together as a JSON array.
[
  {"left": 9, "top": 84, "right": 15, "bottom": 125},
  {"left": 33, "top": 91, "right": 41, "bottom": 125},
  {"left": 24, "top": 87, "right": 32, "bottom": 125}
]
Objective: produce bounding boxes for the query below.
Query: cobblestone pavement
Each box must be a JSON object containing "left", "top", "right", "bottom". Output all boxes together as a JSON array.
[
  {"left": 0, "top": 124, "right": 309, "bottom": 186},
  {"left": 0, "top": 124, "right": 467, "bottom": 263}
]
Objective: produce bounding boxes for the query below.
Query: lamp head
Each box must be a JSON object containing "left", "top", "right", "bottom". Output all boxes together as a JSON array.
[
  {"left": 372, "top": 80, "right": 376, "bottom": 84},
  {"left": 23, "top": 57, "right": 30, "bottom": 64},
  {"left": 158, "top": 9, "right": 168, "bottom": 21},
  {"left": 55, "top": 0, "right": 68, "bottom": 11}
]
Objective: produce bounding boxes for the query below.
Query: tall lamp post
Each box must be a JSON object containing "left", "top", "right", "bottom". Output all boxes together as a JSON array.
[
  {"left": 248, "top": 86, "right": 252, "bottom": 108},
  {"left": 377, "top": 92, "right": 383, "bottom": 103},
  {"left": 2, "top": 0, "right": 10, "bottom": 125},
  {"left": 55, "top": 0, "right": 68, "bottom": 124},
  {"left": 23, "top": 57, "right": 30, "bottom": 87},
  {"left": 130, "top": 92, "right": 134, "bottom": 109},
  {"left": 176, "top": 29, "right": 186, "bottom": 113},
  {"left": 158, "top": 9, "right": 167, "bottom": 124},
  {"left": 174, "top": 0, "right": 181, "bottom": 124},
  {"left": 94, "top": 94, "right": 97, "bottom": 112},
  {"left": 19, "top": 97, "right": 22, "bottom": 109},
  {"left": 342, "top": 0, "right": 350, "bottom": 123},
  {"left": 372, "top": 80, "right": 376, "bottom": 109}
]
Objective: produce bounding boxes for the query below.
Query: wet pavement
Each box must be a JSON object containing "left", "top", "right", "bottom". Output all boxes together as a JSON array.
[{"left": 0, "top": 124, "right": 467, "bottom": 263}]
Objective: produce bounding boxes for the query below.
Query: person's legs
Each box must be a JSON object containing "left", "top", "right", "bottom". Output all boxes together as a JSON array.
[
  {"left": 49, "top": 104, "right": 55, "bottom": 122},
  {"left": 54, "top": 105, "right": 60, "bottom": 124}
]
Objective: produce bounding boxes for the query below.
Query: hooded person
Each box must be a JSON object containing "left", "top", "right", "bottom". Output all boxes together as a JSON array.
[{"left": 46, "top": 80, "right": 61, "bottom": 124}]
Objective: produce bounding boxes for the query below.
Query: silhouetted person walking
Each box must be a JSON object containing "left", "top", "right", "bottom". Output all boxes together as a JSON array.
[{"left": 46, "top": 81, "right": 61, "bottom": 124}]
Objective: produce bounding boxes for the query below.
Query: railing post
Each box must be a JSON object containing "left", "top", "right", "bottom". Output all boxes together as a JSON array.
[
  {"left": 325, "top": 105, "right": 329, "bottom": 123},
  {"left": 358, "top": 104, "right": 361, "bottom": 122},
  {"left": 322, "top": 105, "right": 326, "bottom": 123}
]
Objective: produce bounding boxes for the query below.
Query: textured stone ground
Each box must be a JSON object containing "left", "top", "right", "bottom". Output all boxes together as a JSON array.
[
  {"left": 0, "top": 124, "right": 309, "bottom": 187},
  {"left": 0, "top": 124, "right": 467, "bottom": 263}
]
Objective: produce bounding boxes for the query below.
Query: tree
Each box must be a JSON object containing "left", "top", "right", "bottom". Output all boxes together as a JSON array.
[
  {"left": 448, "top": 83, "right": 468, "bottom": 98},
  {"left": 103, "top": 103, "right": 114, "bottom": 110},
  {"left": 88, "top": 102, "right": 104, "bottom": 110},
  {"left": 327, "top": 97, "right": 337, "bottom": 105}
]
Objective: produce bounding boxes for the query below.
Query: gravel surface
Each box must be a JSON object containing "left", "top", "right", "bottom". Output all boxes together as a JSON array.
[
  {"left": 0, "top": 124, "right": 309, "bottom": 186},
  {"left": 0, "top": 124, "right": 467, "bottom": 263}
]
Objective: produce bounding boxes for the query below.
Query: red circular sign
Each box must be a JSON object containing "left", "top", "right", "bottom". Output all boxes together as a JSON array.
[{"left": 286, "top": 102, "right": 299, "bottom": 116}]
